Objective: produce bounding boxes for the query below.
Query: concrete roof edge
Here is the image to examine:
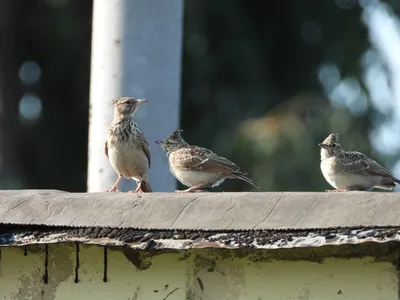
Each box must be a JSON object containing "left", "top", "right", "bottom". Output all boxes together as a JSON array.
[{"left": 0, "top": 190, "right": 398, "bottom": 230}]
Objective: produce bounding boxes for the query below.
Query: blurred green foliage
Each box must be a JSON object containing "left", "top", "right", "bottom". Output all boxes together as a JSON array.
[
  {"left": 1, "top": 0, "right": 399, "bottom": 192},
  {"left": 181, "top": 0, "right": 399, "bottom": 192}
]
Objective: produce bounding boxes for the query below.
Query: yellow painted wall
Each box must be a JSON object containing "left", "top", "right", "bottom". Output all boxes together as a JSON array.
[{"left": 0, "top": 244, "right": 397, "bottom": 300}]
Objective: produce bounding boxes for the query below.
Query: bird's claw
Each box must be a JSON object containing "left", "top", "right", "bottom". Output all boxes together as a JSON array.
[
  {"left": 175, "top": 189, "right": 207, "bottom": 193},
  {"left": 325, "top": 189, "right": 345, "bottom": 192},
  {"left": 106, "top": 189, "right": 120, "bottom": 192}
]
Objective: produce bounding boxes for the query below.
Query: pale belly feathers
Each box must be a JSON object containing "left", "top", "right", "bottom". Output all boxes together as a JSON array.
[
  {"left": 108, "top": 139, "right": 149, "bottom": 181},
  {"left": 169, "top": 162, "right": 226, "bottom": 188},
  {"left": 320, "top": 157, "right": 380, "bottom": 190}
]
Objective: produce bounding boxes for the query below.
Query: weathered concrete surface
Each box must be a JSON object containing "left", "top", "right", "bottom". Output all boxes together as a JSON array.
[{"left": 0, "top": 190, "right": 399, "bottom": 230}]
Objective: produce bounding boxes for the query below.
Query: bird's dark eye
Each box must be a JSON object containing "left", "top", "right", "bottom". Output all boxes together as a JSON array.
[{"left": 332, "top": 144, "right": 336, "bottom": 148}]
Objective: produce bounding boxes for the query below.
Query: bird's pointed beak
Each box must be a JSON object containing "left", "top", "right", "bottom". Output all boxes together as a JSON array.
[
  {"left": 136, "top": 99, "right": 148, "bottom": 104},
  {"left": 319, "top": 143, "right": 329, "bottom": 149}
]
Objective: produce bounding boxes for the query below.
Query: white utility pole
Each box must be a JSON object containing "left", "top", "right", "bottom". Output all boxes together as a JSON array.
[{"left": 87, "top": 0, "right": 183, "bottom": 192}]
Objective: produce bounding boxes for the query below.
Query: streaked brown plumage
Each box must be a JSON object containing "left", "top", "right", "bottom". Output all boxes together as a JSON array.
[
  {"left": 319, "top": 132, "right": 400, "bottom": 192},
  {"left": 105, "top": 97, "right": 152, "bottom": 193},
  {"left": 155, "top": 129, "right": 259, "bottom": 192}
]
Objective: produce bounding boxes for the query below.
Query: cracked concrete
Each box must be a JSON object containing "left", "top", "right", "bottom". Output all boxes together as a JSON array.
[{"left": 0, "top": 190, "right": 399, "bottom": 230}]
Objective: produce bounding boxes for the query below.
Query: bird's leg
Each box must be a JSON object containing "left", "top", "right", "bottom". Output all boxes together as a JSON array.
[
  {"left": 106, "top": 175, "right": 123, "bottom": 192},
  {"left": 325, "top": 189, "right": 346, "bottom": 192},
  {"left": 128, "top": 181, "right": 143, "bottom": 193},
  {"left": 176, "top": 184, "right": 208, "bottom": 193}
]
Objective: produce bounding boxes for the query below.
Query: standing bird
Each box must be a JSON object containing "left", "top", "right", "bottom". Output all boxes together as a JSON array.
[
  {"left": 155, "top": 129, "right": 259, "bottom": 192},
  {"left": 105, "top": 97, "right": 152, "bottom": 193},
  {"left": 319, "top": 132, "right": 400, "bottom": 192}
]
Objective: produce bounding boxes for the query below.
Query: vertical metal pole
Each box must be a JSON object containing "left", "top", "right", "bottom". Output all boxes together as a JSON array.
[{"left": 87, "top": 0, "right": 183, "bottom": 192}]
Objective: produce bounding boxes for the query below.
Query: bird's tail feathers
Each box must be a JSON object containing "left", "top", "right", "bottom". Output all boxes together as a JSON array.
[
  {"left": 375, "top": 176, "right": 399, "bottom": 190},
  {"left": 141, "top": 180, "right": 153, "bottom": 192},
  {"left": 375, "top": 184, "right": 396, "bottom": 190},
  {"left": 232, "top": 173, "right": 260, "bottom": 189}
]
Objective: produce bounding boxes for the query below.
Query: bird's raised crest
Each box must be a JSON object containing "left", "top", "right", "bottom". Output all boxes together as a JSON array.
[
  {"left": 323, "top": 132, "right": 339, "bottom": 145},
  {"left": 169, "top": 129, "right": 184, "bottom": 139},
  {"left": 110, "top": 97, "right": 136, "bottom": 105}
]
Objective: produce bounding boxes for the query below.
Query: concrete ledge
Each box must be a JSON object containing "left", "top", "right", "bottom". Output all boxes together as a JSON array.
[{"left": 0, "top": 190, "right": 399, "bottom": 230}]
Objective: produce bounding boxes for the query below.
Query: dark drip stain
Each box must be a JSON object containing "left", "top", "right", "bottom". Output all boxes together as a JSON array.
[
  {"left": 42, "top": 245, "right": 49, "bottom": 284},
  {"left": 24, "top": 246, "right": 28, "bottom": 256},
  {"left": 197, "top": 277, "right": 204, "bottom": 291},
  {"left": 103, "top": 246, "right": 108, "bottom": 282},
  {"left": 74, "top": 243, "right": 80, "bottom": 283},
  {"left": 162, "top": 287, "right": 180, "bottom": 300}
]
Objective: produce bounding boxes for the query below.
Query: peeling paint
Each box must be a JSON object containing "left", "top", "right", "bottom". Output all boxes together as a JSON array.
[
  {"left": 0, "top": 244, "right": 397, "bottom": 299},
  {"left": 6, "top": 244, "right": 73, "bottom": 300},
  {"left": 3, "top": 226, "right": 400, "bottom": 252}
]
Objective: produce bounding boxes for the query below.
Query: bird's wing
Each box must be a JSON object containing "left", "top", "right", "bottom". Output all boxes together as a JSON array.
[
  {"left": 341, "top": 152, "right": 393, "bottom": 177},
  {"left": 134, "top": 128, "right": 151, "bottom": 169},
  {"left": 104, "top": 140, "right": 109, "bottom": 158},
  {"left": 141, "top": 138, "right": 151, "bottom": 169},
  {"left": 173, "top": 147, "right": 246, "bottom": 174},
  {"left": 132, "top": 123, "right": 151, "bottom": 169}
]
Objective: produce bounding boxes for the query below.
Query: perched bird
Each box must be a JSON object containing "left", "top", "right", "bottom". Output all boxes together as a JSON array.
[
  {"left": 319, "top": 133, "right": 400, "bottom": 192},
  {"left": 105, "top": 97, "right": 152, "bottom": 193},
  {"left": 155, "top": 129, "right": 259, "bottom": 192}
]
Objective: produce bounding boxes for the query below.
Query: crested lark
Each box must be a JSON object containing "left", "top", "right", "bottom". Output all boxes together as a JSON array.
[
  {"left": 319, "top": 132, "right": 400, "bottom": 192},
  {"left": 155, "top": 129, "right": 259, "bottom": 192},
  {"left": 105, "top": 97, "right": 152, "bottom": 193}
]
